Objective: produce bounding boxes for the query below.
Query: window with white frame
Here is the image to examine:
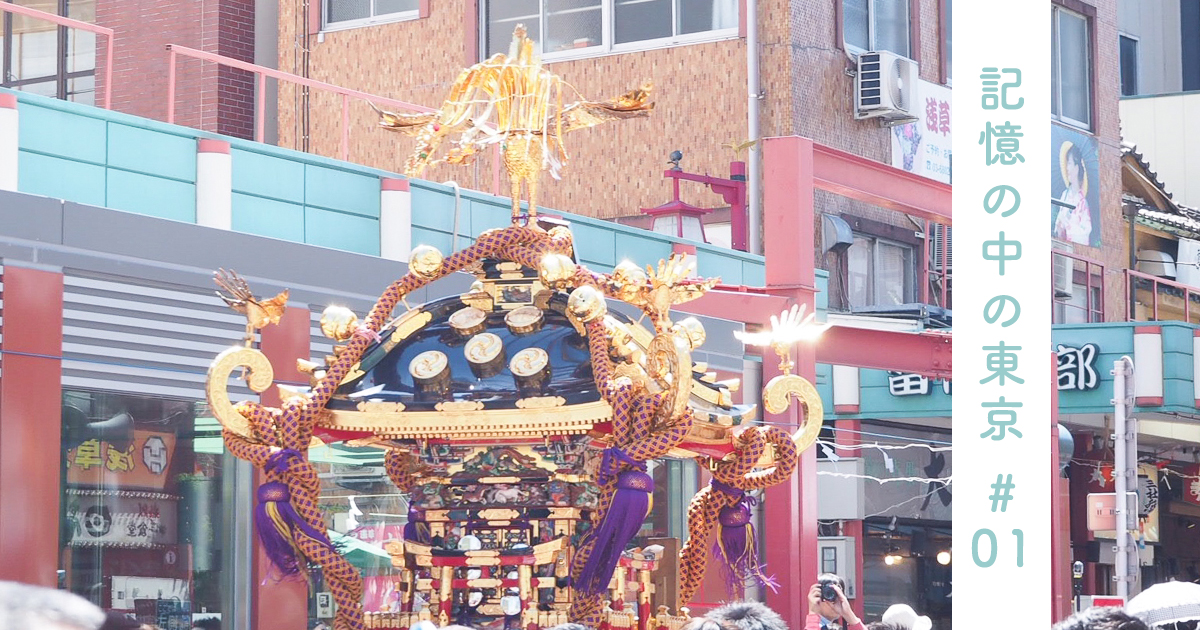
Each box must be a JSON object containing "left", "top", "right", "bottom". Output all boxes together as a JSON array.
[
  {"left": 842, "top": 0, "right": 911, "bottom": 58},
  {"left": 325, "top": 0, "right": 420, "bottom": 29},
  {"left": 1119, "top": 33, "right": 1138, "bottom": 97},
  {"left": 1052, "top": 5, "right": 1091, "bottom": 128},
  {"left": 482, "top": 0, "right": 738, "bottom": 59},
  {"left": 847, "top": 234, "right": 914, "bottom": 308}
]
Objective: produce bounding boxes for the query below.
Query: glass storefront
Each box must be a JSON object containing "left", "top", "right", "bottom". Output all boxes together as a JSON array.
[{"left": 60, "top": 390, "right": 226, "bottom": 629}]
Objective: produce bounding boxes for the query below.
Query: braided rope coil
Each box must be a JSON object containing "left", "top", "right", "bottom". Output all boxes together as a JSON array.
[{"left": 216, "top": 226, "right": 722, "bottom": 629}]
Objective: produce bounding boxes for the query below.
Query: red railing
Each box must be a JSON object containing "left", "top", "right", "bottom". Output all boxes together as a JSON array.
[
  {"left": 1126, "top": 268, "right": 1200, "bottom": 323},
  {"left": 165, "top": 44, "right": 434, "bottom": 161},
  {"left": 0, "top": 2, "right": 114, "bottom": 109},
  {"left": 1052, "top": 249, "right": 1104, "bottom": 323}
]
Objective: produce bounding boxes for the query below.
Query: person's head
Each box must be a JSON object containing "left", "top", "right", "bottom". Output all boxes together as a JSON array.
[
  {"left": 1053, "top": 607, "right": 1149, "bottom": 630},
  {"left": 814, "top": 573, "right": 847, "bottom": 621},
  {"left": 100, "top": 611, "right": 141, "bottom": 630},
  {"left": 681, "top": 617, "right": 736, "bottom": 630},
  {"left": 1065, "top": 144, "right": 1085, "bottom": 190},
  {"left": 0, "top": 581, "right": 105, "bottom": 630},
  {"left": 707, "top": 602, "right": 788, "bottom": 630},
  {"left": 881, "top": 604, "right": 932, "bottom": 630}
]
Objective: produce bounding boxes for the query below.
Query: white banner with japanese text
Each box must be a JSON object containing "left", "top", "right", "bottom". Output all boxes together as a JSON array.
[
  {"left": 891, "top": 79, "right": 953, "bottom": 184},
  {"left": 954, "top": 1, "right": 1052, "bottom": 627}
]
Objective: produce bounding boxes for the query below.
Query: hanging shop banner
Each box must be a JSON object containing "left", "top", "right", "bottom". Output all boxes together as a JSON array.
[
  {"left": 1183, "top": 464, "right": 1200, "bottom": 507},
  {"left": 1092, "top": 463, "right": 1160, "bottom": 543},
  {"left": 891, "top": 79, "right": 953, "bottom": 184},
  {"left": 66, "top": 430, "right": 177, "bottom": 491},
  {"left": 64, "top": 492, "right": 179, "bottom": 547},
  {"left": 861, "top": 425, "right": 953, "bottom": 522},
  {"left": 1051, "top": 124, "right": 1102, "bottom": 248}
]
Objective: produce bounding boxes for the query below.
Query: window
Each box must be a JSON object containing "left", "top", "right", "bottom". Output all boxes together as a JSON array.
[
  {"left": 842, "top": 0, "right": 911, "bottom": 58},
  {"left": 1052, "top": 6, "right": 1091, "bottom": 128},
  {"left": 59, "top": 390, "right": 227, "bottom": 624},
  {"left": 1120, "top": 33, "right": 1138, "bottom": 97},
  {"left": 482, "top": 0, "right": 738, "bottom": 59},
  {"left": 324, "top": 0, "right": 420, "bottom": 29},
  {"left": 1, "top": 0, "right": 96, "bottom": 105},
  {"left": 847, "top": 234, "right": 915, "bottom": 308}
]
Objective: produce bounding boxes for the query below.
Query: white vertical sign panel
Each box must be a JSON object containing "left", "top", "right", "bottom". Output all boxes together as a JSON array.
[{"left": 954, "top": 2, "right": 1052, "bottom": 628}]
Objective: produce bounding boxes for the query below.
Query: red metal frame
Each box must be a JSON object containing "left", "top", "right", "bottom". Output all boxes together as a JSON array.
[
  {"left": 0, "top": 2, "right": 114, "bottom": 110},
  {"left": 1126, "top": 268, "right": 1200, "bottom": 323},
  {"left": 647, "top": 163, "right": 749, "bottom": 250},
  {"left": 0, "top": 266, "right": 66, "bottom": 585},
  {"left": 165, "top": 45, "right": 433, "bottom": 161},
  {"left": 676, "top": 137, "right": 953, "bottom": 629},
  {"left": 1052, "top": 250, "right": 1105, "bottom": 323},
  {"left": 256, "top": 306, "right": 315, "bottom": 630}
]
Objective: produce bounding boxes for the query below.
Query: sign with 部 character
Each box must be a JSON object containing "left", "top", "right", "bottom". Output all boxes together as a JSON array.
[{"left": 1056, "top": 343, "right": 1099, "bottom": 391}]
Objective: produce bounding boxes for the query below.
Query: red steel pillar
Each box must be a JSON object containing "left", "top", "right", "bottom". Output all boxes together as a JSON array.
[
  {"left": 761, "top": 136, "right": 819, "bottom": 628},
  {"left": 1050, "top": 352, "right": 1072, "bottom": 620},
  {"left": 255, "top": 304, "right": 314, "bottom": 630},
  {"left": 834, "top": 418, "right": 865, "bottom": 620},
  {"left": 0, "top": 265, "right": 65, "bottom": 585}
]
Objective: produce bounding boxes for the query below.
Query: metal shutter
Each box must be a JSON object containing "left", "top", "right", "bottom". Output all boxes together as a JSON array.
[{"left": 61, "top": 272, "right": 253, "bottom": 401}]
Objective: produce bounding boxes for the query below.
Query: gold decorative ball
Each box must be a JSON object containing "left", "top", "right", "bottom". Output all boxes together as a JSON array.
[
  {"left": 567, "top": 286, "right": 607, "bottom": 323},
  {"left": 539, "top": 253, "right": 577, "bottom": 289},
  {"left": 677, "top": 317, "right": 706, "bottom": 349},
  {"left": 469, "top": 280, "right": 486, "bottom": 294},
  {"left": 612, "top": 260, "right": 647, "bottom": 302},
  {"left": 548, "top": 225, "right": 574, "bottom": 249},
  {"left": 409, "top": 245, "right": 444, "bottom": 278},
  {"left": 319, "top": 306, "right": 359, "bottom": 341}
]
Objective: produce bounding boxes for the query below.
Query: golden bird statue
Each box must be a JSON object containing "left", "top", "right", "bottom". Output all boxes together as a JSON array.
[
  {"left": 213, "top": 268, "right": 290, "bottom": 345},
  {"left": 372, "top": 25, "right": 654, "bottom": 225}
]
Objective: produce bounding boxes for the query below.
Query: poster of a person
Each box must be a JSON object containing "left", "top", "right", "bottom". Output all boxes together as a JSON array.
[{"left": 1050, "top": 125, "right": 1101, "bottom": 247}]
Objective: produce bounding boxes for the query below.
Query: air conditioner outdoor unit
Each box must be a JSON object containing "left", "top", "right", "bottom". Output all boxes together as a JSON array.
[
  {"left": 930, "top": 224, "right": 952, "bottom": 272},
  {"left": 1052, "top": 241, "right": 1074, "bottom": 299},
  {"left": 855, "top": 51, "right": 918, "bottom": 122}
]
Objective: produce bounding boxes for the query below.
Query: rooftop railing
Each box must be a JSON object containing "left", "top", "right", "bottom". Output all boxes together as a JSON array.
[
  {"left": 1126, "top": 269, "right": 1200, "bottom": 323},
  {"left": 0, "top": 2, "right": 113, "bottom": 109},
  {"left": 164, "top": 44, "right": 433, "bottom": 161}
]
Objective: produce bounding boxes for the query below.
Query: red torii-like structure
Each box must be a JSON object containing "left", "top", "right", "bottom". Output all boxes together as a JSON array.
[{"left": 679, "top": 136, "right": 952, "bottom": 628}]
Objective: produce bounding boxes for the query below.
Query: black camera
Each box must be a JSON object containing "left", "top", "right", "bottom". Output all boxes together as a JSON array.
[{"left": 819, "top": 579, "right": 839, "bottom": 602}]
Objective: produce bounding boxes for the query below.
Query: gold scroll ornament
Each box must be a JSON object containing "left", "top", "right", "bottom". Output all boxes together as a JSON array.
[{"left": 206, "top": 346, "right": 275, "bottom": 440}]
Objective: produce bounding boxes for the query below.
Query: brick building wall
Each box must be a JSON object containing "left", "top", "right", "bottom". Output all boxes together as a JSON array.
[
  {"left": 1052, "top": 0, "right": 1126, "bottom": 321},
  {"left": 276, "top": 0, "right": 949, "bottom": 223},
  {"left": 96, "top": 0, "right": 255, "bottom": 139}
]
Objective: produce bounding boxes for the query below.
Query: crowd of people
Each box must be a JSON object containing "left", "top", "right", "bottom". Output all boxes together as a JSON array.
[
  {"left": 0, "top": 580, "right": 211, "bottom": 630},
  {"left": 8, "top": 571, "right": 1196, "bottom": 630},
  {"left": 1052, "top": 580, "right": 1200, "bottom": 630}
]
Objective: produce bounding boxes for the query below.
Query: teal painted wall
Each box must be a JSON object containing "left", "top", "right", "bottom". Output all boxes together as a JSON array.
[
  {"left": 1053, "top": 322, "right": 1200, "bottom": 414},
  {"left": 8, "top": 89, "right": 767, "bottom": 280}
]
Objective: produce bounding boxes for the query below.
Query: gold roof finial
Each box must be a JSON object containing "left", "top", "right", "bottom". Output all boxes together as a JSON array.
[{"left": 372, "top": 26, "right": 655, "bottom": 227}]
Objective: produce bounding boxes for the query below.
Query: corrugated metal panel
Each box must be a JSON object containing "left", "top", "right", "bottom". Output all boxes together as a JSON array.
[
  {"left": 310, "top": 307, "right": 336, "bottom": 370},
  {"left": 61, "top": 272, "right": 254, "bottom": 400}
]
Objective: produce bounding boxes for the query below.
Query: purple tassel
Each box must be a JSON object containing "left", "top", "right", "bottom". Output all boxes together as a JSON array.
[
  {"left": 712, "top": 501, "right": 779, "bottom": 596},
  {"left": 575, "top": 469, "right": 653, "bottom": 594},
  {"left": 403, "top": 507, "right": 431, "bottom": 544},
  {"left": 253, "top": 480, "right": 339, "bottom": 580},
  {"left": 254, "top": 481, "right": 304, "bottom": 577}
]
